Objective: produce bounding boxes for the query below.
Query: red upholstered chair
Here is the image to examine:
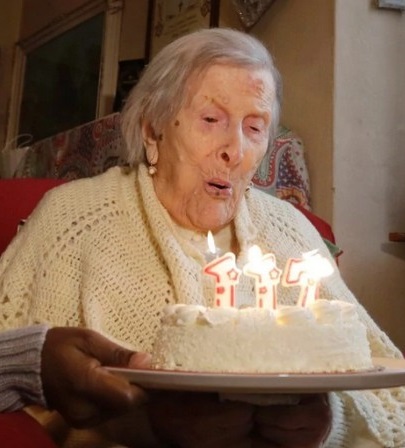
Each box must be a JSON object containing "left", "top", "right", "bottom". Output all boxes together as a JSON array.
[
  {"left": 0, "top": 411, "right": 56, "bottom": 448},
  {"left": 0, "top": 178, "right": 66, "bottom": 448},
  {"left": 0, "top": 178, "right": 66, "bottom": 256},
  {"left": 293, "top": 203, "right": 341, "bottom": 260}
]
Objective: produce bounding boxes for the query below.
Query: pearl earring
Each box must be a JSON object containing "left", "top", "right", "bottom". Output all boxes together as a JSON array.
[{"left": 148, "top": 165, "right": 157, "bottom": 176}]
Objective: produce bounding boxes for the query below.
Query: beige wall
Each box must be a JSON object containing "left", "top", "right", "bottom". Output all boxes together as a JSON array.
[
  {"left": 16, "top": 0, "right": 149, "bottom": 60},
  {"left": 334, "top": 0, "right": 405, "bottom": 350},
  {"left": 119, "top": 0, "right": 149, "bottom": 61},
  {"left": 252, "top": 0, "right": 335, "bottom": 224},
  {"left": 19, "top": 0, "right": 87, "bottom": 39},
  {"left": 119, "top": 0, "right": 242, "bottom": 60}
]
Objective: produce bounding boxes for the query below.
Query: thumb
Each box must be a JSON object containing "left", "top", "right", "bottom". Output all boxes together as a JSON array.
[
  {"left": 128, "top": 351, "right": 152, "bottom": 369},
  {"left": 79, "top": 329, "right": 151, "bottom": 369},
  {"left": 91, "top": 339, "right": 151, "bottom": 369}
]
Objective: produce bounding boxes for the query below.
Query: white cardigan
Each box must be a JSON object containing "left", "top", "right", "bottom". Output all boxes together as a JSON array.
[{"left": 0, "top": 164, "right": 403, "bottom": 447}]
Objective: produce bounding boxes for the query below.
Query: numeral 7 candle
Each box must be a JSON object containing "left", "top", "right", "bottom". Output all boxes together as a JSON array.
[{"left": 282, "top": 249, "right": 334, "bottom": 307}]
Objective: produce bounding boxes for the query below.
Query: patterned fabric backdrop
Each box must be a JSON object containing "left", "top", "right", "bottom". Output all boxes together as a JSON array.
[
  {"left": 252, "top": 126, "right": 311, "bottom": 210},
  {"left": 13, "top": 114, "right": 311, "bottom": 210},
  {"left": 15, "top": 113, "right": 124, "bottom": 180}
]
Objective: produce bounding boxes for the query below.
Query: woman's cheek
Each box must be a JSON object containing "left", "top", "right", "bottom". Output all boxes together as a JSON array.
[{"left": 196, "top": 133, "right": 221, "bottom": 154}]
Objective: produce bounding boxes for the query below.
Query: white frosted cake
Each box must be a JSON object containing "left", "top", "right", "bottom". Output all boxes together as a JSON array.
[{"left": 151, "top": 300, "right": 373, "bottom": 373}]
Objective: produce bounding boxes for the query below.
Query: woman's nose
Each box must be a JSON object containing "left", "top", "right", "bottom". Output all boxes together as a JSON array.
[{"left": 219, "top": 126, "right": 244, "bottom": 165}]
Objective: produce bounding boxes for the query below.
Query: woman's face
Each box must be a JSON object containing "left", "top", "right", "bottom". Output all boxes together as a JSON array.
[{"left": 145, "top": 64, "right": 275, "bottom": 233}]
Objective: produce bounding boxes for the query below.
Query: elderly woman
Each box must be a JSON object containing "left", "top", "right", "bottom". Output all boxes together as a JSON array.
[{"left": 0, "top": 28, "right": 404, "bottom": 448}]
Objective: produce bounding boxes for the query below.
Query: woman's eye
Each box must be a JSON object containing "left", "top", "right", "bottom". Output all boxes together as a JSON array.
[
  {"left": 204, "top": 116, "right": 218, "bottom": 123},
  {"left": 245, "top": 118, "right": 266, "bottom": 134},
  {"left": 247, "top": 124, "right": 264, "bottom": 134}
]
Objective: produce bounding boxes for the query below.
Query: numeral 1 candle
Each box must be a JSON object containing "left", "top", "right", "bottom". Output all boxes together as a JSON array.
[
  {"left": 203, "top": 232, "right": 241, "bottom": 307},
  {"left": 243, "top": 245, "right": 281, "bottom": 309}
]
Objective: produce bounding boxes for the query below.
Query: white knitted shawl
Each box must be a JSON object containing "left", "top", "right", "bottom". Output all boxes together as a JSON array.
[{"left": 0, "top": 165, "right": 404, "bottom": 447}]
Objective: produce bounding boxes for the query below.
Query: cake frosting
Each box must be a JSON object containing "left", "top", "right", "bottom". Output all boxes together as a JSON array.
[{"left": 151, "top": 300, "right": 373, "bottom": 373}]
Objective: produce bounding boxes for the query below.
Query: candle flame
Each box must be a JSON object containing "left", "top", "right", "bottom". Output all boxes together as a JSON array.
[
  {"left": 302, "top": 249, "right": 334, "bottom": 279},
  {"left": 247, "top": 245, "right": 262, "bottom": 263},
  {"left": 303, "top": 249, "right": 319, "bottom": 259},
  {"left": 207, "top": 231, "right": 216, "bottom": 254}
]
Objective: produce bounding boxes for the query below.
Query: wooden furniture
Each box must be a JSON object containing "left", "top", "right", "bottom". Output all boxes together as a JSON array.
[{"left": 389, "top": 232, "right": 405, "bottom": 243}]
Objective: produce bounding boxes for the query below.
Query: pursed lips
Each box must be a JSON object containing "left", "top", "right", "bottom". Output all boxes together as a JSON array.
[{"left": 204, "top": 178, "right": 233, "bottom": 198}]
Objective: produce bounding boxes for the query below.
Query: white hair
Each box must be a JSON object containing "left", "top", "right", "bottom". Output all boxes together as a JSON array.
[{"left": 121, "top": 27, "right": 282, "bottom": 166}]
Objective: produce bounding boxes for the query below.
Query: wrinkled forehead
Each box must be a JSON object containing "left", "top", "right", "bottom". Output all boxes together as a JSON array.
[{"left": 183, "top": 63, "right": 276, "bottom": 107}]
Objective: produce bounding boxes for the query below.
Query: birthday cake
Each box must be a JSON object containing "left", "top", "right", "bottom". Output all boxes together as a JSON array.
[{"left": 151, "top": 300, "right": 373, "bottom": 373}]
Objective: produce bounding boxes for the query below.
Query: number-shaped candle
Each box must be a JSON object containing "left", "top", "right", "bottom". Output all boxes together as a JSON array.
[
  {"left": 203, "top": 232, "right": 241, "bottom": 307},
  {"left": 282, "top": 249, "right": 334, "bottom": 307},
  {"left": 243, "top": 245, "right": 281, "bottom": 309}
]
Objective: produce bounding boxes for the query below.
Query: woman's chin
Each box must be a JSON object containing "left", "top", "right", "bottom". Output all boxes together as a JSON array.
[{"left": 191, "top": 214, "right": 233, "bottom": 234}]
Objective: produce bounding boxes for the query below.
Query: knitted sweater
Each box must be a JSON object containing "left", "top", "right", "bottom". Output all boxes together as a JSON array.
[
  {"left": 0, "top": 164, "right": 404, "bottom": 447},
  {"left": 0, "top": 325, "right": 47, "bottom": 411}
]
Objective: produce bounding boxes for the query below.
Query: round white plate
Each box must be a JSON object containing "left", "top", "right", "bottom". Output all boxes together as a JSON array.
[{"left": 107, "top": 357, "right": 405, "bottom": 394}]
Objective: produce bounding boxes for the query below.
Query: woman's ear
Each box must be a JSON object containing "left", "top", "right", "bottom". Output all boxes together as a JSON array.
[{"left": 141, "top": 121, "right": 159, "bottom": 165}]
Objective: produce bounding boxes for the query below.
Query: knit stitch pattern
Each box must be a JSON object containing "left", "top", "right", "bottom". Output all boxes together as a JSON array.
[
  {"left": 0, "top": 324, "right": 47, "bottom": 411},
  {"left": 0, "top": 164, "right": 404, "bottom": 447}
]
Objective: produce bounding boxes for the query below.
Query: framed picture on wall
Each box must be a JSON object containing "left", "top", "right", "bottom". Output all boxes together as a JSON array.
[{"left": 147, "top": 0, "right": 220, "bottom": 61}]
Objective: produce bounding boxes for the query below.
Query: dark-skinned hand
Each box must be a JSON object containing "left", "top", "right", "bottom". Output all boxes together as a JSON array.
[
  {"left": 147, "top": 391, "right": 255, "bottom": 448},
  {"left": 252, "top": 394, "right": 332, "bottom": 448},
  {"left": 41, "top": 326, "right": 150, "bottom": 428}
]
